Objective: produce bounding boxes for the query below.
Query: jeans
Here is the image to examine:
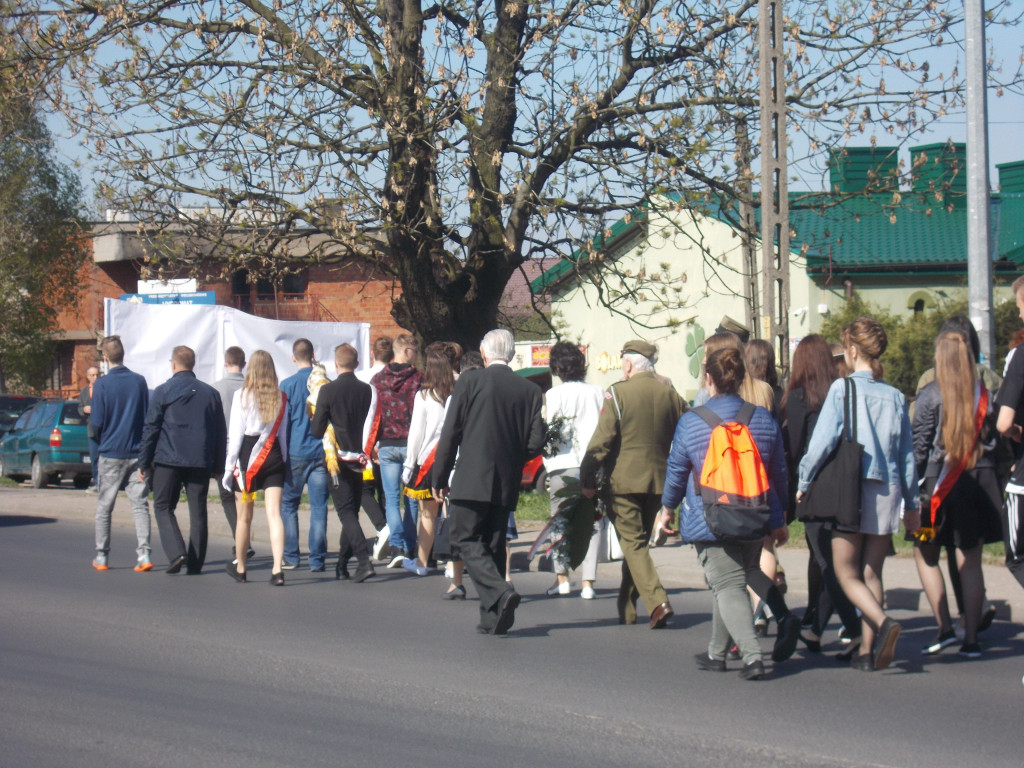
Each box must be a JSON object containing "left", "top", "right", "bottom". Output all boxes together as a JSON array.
[
  {"left": 152, "top": 464, "right": 209, "bottom": 572},
  {"left": 378, "top": 445, "right": 418, "bottom": 553},
  {"left": 696, "top": 542, "right": 764, "bottom": 664},
  {"left": 281, "top": 456, "right": 330, "bottom": 569},
  {"left": 94, "top": 456, "right": 151, "bottom": 560}
]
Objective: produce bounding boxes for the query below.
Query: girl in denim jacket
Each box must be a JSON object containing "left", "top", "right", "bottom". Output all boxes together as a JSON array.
[{"left": 797, "top": 317, "right": 920, "bottom": 671}]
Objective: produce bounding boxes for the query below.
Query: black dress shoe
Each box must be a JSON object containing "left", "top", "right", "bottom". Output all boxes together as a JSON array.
[
  {"left": 443, "top": 584, "right": 467, "bottom": 600},
  {"left": 799, "top": 632, "right": 822, "bottom": 653},
  {"left": 874, "top": 617, "right": 901, "bottom": 670},
  {"left": 739, "top": 659, "right": 766, "bottom": 680},
  {"left": 336, "top": 562, "right": 350, "bottom": 580},
  {"left": 694, "top": 653, "right": 727, "bottom": 672},
  {"left": 851, "top": 652, "right": 875, "bottom": 671},
  {"left": 649, "top": 601, "right": 673, "bottom": 629},
  {"left": 166, "top": 554, "right": 186, "bottom": 574},
  {"left": 772, "top": 614, "right": 801, "bottom": 662},
  {"left": 226, "top": 561, "right": 246, "bottom": 583},
  {"left": 352, "top": 565, "right": 375, "bottom": 583},
  {"left": 493, "top": 589, "right": 521, "bottom": 635}
]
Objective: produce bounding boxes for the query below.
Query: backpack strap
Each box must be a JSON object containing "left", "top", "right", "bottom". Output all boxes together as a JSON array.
[
  {"left": 694, "top": 405, "right": 721, "bottom": 429},
  {"left": 609, "top": 383, "right": 623, "bottom": 420},
  {"left": 695, "top": 402, "right": 755, "bottom": 428},
  {"left": 735, "top": 401, "right": 756, "bottom": 427}
]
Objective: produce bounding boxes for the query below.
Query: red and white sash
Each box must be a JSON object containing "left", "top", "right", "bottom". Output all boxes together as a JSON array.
[
  {"left": 236, "top": 392, "right": 287, "bottom": 494},
  {"left": 928, "top": 384, "right": 988, "bottom": 528}
]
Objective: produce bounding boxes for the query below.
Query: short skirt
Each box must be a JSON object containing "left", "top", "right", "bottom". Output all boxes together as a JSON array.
[
  {"left": 239, "top": 434, "right": 286, "bottom": 492},
  {"left": 917, "top": 467, "right": 1004, "bottom": 549},
  {"left": 858, "top": 479, "right": 903, "bottom": 536}
]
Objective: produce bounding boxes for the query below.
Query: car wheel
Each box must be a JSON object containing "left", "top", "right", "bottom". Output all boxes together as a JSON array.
[
  {"left": 535, "top": 467, "right": 549, "bottom": 494},
  {"left": 73, "top": 475, "right": 91, "bottom": 490},
  {"left": 30, "top": 455, "right": 49, "bottom": 489}
]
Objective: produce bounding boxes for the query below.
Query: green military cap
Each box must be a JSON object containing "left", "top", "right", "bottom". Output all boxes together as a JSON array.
[
  {"left": 715, "top": 315, "right": 750, "bottom": 344},
  {"left": 620, "top": 339, "right": 657, "bottom": 359}
]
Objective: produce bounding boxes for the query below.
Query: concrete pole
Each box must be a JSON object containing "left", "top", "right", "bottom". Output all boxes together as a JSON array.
[{"left": 965, "top": 0, "right": 994, "bottom": 365}]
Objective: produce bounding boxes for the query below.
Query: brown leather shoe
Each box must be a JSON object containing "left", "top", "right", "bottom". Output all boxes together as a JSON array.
[{"left": 649, "top": 601, "right": 673, "bottom": 629}]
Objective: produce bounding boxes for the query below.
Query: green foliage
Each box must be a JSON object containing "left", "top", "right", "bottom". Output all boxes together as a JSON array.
[
  {"left": 0, "top": 92, "right": 87, "bottom": 392},
  {"left": 818, "top": 293, "right": 1021, "bottom": 396}
]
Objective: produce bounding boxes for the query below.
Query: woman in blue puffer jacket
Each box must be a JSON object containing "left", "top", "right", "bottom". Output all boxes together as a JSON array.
[{"left": 659, "top": 348, "right": 792, "bottom": 680}]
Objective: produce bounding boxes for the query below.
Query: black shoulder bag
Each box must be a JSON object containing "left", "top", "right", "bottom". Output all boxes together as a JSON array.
[{"left": 798, "top": 378, "right": 862, "bottom": 531}]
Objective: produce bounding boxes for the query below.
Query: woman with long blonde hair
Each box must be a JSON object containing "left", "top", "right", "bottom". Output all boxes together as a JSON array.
[
  {"left": 911, "top": 331, "right": 1002, "bottom": 658},
  {"left": 223, "top": 350, "right": 289, "bottom": 585}
]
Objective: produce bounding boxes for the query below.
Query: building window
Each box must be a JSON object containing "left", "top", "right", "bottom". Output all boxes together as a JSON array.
[
  {"left": 907, "top": 290, "right": 935, "bottom": 316},
  {"left": 232, "top": 269, "right": 307, "bottom": 296}
]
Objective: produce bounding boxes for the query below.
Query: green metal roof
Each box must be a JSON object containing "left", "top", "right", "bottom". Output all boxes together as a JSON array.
[{"left": 789, "top": 191, "right": 1024, "bottom": 275}]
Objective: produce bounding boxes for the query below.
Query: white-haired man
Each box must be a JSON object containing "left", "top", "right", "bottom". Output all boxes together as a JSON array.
[{"left": 433, "top": 329, "right": 545, "bottom": 635}]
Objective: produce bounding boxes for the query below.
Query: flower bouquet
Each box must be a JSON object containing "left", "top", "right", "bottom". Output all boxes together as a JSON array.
[{"left": 527, "top": 475, "right": 603, "bottom": 571}]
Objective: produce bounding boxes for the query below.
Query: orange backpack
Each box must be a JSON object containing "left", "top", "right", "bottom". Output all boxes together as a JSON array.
[{"left": 694, "top": 403, "right": 773, "bottom": 542}]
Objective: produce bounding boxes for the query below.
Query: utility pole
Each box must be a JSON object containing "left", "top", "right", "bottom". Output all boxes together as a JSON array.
[
  {"left": 736, "top": 117, "right": 760, "bottom": 333},
  {"left": 759, "top": 0, "right": 790, "bottom": 371},
  {"left": 966, "top": 0, "right": 994, "bottom": 365}
]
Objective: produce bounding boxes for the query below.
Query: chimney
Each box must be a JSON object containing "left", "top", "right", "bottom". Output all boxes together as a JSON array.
[
  {"left": 827, "top": 146, "right": 899, "bottom": 195},
  {"left": 910, "top": 142, "right": 967, "bottom": 207}
]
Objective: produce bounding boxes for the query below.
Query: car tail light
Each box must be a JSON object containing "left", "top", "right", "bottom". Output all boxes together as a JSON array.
[{"left": 50, "top": 427, "right": 62, "bottom": 447}]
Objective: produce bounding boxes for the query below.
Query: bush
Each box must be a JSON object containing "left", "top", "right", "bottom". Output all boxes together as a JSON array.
[{"left": 818, "top": 293, "right": 1021, "bottom": 396}]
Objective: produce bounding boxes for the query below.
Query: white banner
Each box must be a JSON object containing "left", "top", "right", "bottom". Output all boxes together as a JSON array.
[{"left": 104, "top": 299, "right": 370, "bottom": 390}]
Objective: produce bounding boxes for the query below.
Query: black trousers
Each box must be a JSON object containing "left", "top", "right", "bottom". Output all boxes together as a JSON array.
[
  {"left": 330, "top": 468, "right": 370, "bottom": 567},
  {"left": 450, "top": 499, "right": 509, "bottom": 630},
  {"left": 152, "top": 464, "right": 210, "bottom": 572},
  {"left": 359, "top": 462, "right": 387, "bottom": 531}
]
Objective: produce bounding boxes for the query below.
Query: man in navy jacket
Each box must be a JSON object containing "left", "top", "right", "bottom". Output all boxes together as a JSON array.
[{"left": 139, "top": 345, "right": 226, "bottom": 574}]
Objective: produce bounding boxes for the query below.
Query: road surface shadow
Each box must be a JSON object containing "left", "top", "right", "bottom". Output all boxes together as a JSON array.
[{"left": 0, "top": 514, "right": 57, "bottom": 528}]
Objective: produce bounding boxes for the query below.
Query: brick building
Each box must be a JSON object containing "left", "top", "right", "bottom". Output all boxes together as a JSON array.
[{"left": 49, "top": 221, "right": 549, "bottom": 396}]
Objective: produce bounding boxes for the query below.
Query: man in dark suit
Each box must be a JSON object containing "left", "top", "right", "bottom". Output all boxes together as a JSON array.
[
  {"left": 433, "top": 329, "right": 545, "bottom": 635},
  {"left": 311, "top": 343, "right": 378, "bottom": 583},
  {"left": 138, "top": 345, "right": 226, "bottom": 574}
]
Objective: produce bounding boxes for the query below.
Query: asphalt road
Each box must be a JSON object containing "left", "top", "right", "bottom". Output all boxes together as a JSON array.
[{"left": 2, "top": 511, "right": 1023, "bottom": 768}]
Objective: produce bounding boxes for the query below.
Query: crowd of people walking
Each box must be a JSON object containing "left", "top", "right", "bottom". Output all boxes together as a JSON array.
[{"left": 84, "top": 292, "right": 1024, "bottom": 678}]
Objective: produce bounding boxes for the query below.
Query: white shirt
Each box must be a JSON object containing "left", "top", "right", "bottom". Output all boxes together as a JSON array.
[
  {"left": 355, "top": 362, "right": 385, "bottom": 383},
  {"left": 404, "top": 389, "right": 447, "bottom": 472},
  {"left": 224, "top": 389, "right": 289, "bottom": 475},
  {"left": 543, "top": 380, "right": 605, "bottom": 471}
]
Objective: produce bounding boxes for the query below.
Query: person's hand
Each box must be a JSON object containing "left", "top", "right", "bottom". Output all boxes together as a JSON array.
[
  {"left": 371, "top": 445, "right": 380, "bottom": 462},
  {"left": 401, "top": 467, "right": 413, "bottom": 485},
  {"left": 795, "top": 490, "right": 804, "bottom": 503},
  {"left": 83, "top": 405, "right": 91, "bottom": 414},
  {"left": 581, "top": 487, "right": 596, "bottom": 499},
  {"left": 770, "top": 526, "right": 789, "bottom": 547},
  {"left": 137, "top": 468, "right": 147, "bottom": 483},
  {"left": 904, "top": 506, "right": 921, "bottom": 533},
  {"left": 432, "top": 487, "right": 448, "bottom": 503},
  {"left": 658, "top": 506, "right": 679, "bottom": 535},
  {"left": 222, "top": 471, "right": 234, "bottom": 492}
]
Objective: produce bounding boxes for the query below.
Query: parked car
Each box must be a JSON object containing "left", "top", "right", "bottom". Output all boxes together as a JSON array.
[
  {"left": 0, "top": 394, "right": 42, "bottom": 439},
  {"left": 0, "top": 399, "right": 92, "bottom": 489},
  {"left": 521, "top": 454, "right": 548, "bottom": 492}
]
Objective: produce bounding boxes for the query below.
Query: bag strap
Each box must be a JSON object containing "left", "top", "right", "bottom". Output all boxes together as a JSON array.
[
  {"left": 694, "top": 405, "right": 721, "bottom": 429},
  {"left": 735, "top": 401, "right": 756, "bottom": 427},
  {"left": 609, "top": 383, "right": 622, "bottom": 420},
  {"left": 842, "top": 378, "right": 857, "bottom": 441}
]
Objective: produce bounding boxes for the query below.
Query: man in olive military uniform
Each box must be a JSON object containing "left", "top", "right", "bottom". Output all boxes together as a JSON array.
[{"left": 580, "top": 340, "right": 687, "bottom": 628}]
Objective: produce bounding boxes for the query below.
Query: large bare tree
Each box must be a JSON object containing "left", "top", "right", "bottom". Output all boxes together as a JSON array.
[{"left": 11, "top": 0, "right": 1023, "bottom": 347}]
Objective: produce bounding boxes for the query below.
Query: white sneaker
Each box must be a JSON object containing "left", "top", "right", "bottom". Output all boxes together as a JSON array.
[
  {"left": 581, "top": 585, "right": 596, "bottom": 600},
  {"left": 372, "top": 525, "right": 391, "bottom": 560},
  {"left": 401, "top": 558, "right": 428, "bottom": 577},
  {"left": 387, "top": 553, "right": 406, "bottom": 569},
  {"left": 546, "top": 581, "right": 571, "bottom": 596}
]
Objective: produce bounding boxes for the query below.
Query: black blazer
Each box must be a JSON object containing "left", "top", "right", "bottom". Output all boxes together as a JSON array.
[
  {"left": 433, "top": 364, "right": 545, "bottom": 508},
  {"left": 311, "top": 372, "right": 373, "bottom": 454}
]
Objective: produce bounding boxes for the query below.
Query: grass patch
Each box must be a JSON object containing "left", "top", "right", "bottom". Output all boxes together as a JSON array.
[
  {"left": 516, "top": 490, "right": 551, "bottom": 522},
  {"left": 0, "top": 476, "right": 19, "bottom": 488}
]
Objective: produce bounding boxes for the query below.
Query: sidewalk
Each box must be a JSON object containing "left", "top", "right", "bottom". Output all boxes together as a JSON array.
[{"left": 3, "top": 480, "right": 1021, "bottom": 621}]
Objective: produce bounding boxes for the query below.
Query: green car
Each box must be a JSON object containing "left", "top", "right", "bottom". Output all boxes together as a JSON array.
[{"left": 0, "top": 400, "right": 92, "bottom": 489}]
